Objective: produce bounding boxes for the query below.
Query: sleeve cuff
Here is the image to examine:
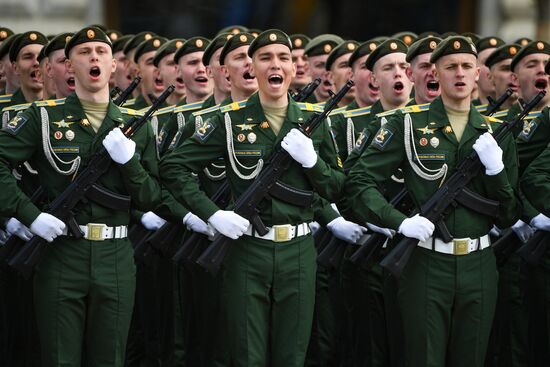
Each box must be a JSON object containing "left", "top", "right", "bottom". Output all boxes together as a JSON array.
[
  {"left": 18, "top": 201, "right": 41, "bottom": 227},
  {"left": 484, "top": 168, "right": 509, "bottom": 189}
]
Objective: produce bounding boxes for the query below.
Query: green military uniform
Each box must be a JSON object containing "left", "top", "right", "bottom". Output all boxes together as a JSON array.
[
  {"left": 160, "top": 62, "right": 343, "bottom": 366},
  {"left": 346, "top": 37, "right": 519, "bottom": 367}
]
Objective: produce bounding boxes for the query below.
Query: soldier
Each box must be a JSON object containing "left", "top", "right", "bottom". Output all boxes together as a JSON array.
[
  {"left": 0, "top": 27, "right": 14, "bottom": 94},
  {"left": 326, "top": 40, "right": 359, "bottom": 107},
  {"left": 111, "top": 34, "right": 135, "bottom": 94},
  {"left": 405, "top": 36, "right": 442, "bottom": 104},
  {"left": 203, "top": 32, "right": 232, "bottom": 105},
  {"left": 157, "top": 36, "right": 212, "bottom": 155},
  {"left": 160, "top": 29, "right": 349, "bottom": 367},
  {"left": 0, "top": 26, "right": 161, "bottom": 367},
  {"left": 485, "top": 44, "right": 521, "bottom": 111},
  {"left": 38, "top": 47, "right": 56, "bottom": 99},
  {"left": 518, "top": 60, "right": 550, "bottom": 365},
  {"left": 290, "top": 34, "right": 311, "bottom": 92},
  {"left": 44, "top": 33, "right": 75, "bottom": 99},
  {"left": 473, "top": 37, "right": 505, "bottom": 105},
  {"left": 154, "top": 38, "right": 186, "bottom": 107},
  {"left": 393, "top": 31, "right": 418, "bottom": 47},
  {"left": 0, "top": 31, "right": 48, "bottom": 112},
  {"left": 303, "top": 34, "right": 344, "bottom": 103},
  {"left": 0, "top": 34, "right": 21, "bottom": 96},
  {"left": 122, "top": 31, "right": 157, "bottom": 99},
  {"left": 346, "top": 35, "right": 519, "bottom": 367},
  {"left": 132, "top": 36, "right": 168, "bottom": 108}
]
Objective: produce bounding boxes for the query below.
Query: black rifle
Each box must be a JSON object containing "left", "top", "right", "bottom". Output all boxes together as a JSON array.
[
  {"left": 292, "top": 78, "right": 321, "bottom": 102},
  {"left": 195, "top": 81, "right": 354, "bottom": 274},
  {"left": 516, "top": 230, "right": 549, "bottom": 266},
  {"left": 113, "top": 77, "right": 141, "bottom": 106},
  {"left": 0, "top": 81, "right": 141, "bottom": 266},
  {"left": 171, "top": 78, "right": 324, "bottom": 266},
  {"left": 379, "top": 91, "right": 546, "bottom": 278},
  {"left": 486, "top": 88, "right": 513, "bottom": 116},
  {"left": 8, "top": 86, "right": 175, "bottom": 278}
]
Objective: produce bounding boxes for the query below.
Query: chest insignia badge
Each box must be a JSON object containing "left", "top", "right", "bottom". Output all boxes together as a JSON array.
[
  {"left": 430, "top": 137, "right": 440, "bottom": 148},
  {"left": 65, "top": 130, "right": 75, "bottom": 141},
  {"left": 419, "top": 137, "right": 428, "bottom": 146},
  {"left": 236, "top": 123, "right": 254, "bottom": 131},
  {"left": 417, "top": 125, "right": 436, "bottom": 135},
  {"left": 247, "top": 132, "right": 257, "bottom": 144},
  {"left": 237, "top": 133, "right": 246, "bottom": 142},
  {"left": 54, "top": 131, "right": 63, "bottom": 140}
]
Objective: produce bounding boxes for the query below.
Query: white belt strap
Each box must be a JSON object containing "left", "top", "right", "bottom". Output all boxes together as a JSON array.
[
  {"left": 417, "top": 234, "right": 490, "bottom": 255},
  {"left": 63, "top": 223, "right": 129, "bottom": 241},
  {"left": 244, "top": 223, "right": 311, "bottom": 242}
]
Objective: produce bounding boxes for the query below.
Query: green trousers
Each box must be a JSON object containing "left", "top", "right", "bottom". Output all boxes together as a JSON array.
[
  {"left": 222, "top": 234, "right": 316, "bottom": 367},
  {"left": 398, "top": 247, "right": 498, "bottom": 367},
  {"left": 34, "top": 237, "right": 136, "bottom": 367}
]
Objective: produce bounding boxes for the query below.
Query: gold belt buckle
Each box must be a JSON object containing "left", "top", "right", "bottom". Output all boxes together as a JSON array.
[
  {"left": 273, "top": 224, "right": 292, "bottom": 242},
  {"left": 87, "top": 223, "right": 106, "bottom": 241},
  {"left": 453, "top": 238, "right": 469, "bottom": 255}
]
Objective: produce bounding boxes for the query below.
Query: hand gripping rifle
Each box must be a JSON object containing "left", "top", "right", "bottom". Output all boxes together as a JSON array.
[
  {"left": 0, "top": 79, "right": 142, "bottom": 266},
  {"left": 195, "top": 80, "right": 354, "bottom": 274},
  {"left": 171, "top": 79, "right": 325, "bottom": 266},
  {"left": 8, "top": 86, "right": 175, "bottom": 278},
  {"left": 379, "top": 90, "right": 545, "bottom": 278}
]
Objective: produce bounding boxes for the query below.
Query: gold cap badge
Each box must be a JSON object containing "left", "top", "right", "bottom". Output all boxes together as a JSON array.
[{"left": 86, "top": 30, "right": 95, "bottom": 39}]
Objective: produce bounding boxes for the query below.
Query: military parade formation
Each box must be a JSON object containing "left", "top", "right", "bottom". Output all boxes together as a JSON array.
[{"left": 0, "top": 22, "right": 549, "bottom": 367}]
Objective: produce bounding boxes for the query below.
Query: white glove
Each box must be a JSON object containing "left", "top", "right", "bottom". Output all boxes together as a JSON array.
[
  {"left": 398, "top": 214, "right": 434, "bottom": 242},
  {"left": 366, "top": 222, "right": 395, "bottom": 238},
  {"left": 207, "top": 210, "right": 250, "bottom": 240},
  {"left": 472, "top": 132, "right": 504, "bottom": 175},
  {"left": 308, "top": 221, "right": 321, "bottom": 233},
  {"left": 327, "top": 216, "right": 368, "bottom": 244},
  {"left": 102, "top": 128, "right": 136, "bottom": 164},
  {"left": 183, "top": 212, "right": 214, "bottom": 237},
  {"left": 530, "top": 213, "right": 550, "bottom": 231},
  {"left": 140, "top": 211, "right": 166, "bottom": 231},
  {"left": 489, "top": 225, "right": 502, "bottom": 237},
  {"left": 29, "top": 213, "right": 66, "bottom": 243},
  {"left": 511, "top": 219, "right": 535, "bottom": 243},
  {"left": 5, "top": 218, "right": 34, "bottom": 241},
  {"left": 281, "top": 128, "right": 317, "bottom": 168}
]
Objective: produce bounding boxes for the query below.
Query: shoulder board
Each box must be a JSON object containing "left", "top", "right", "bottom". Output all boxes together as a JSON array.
[
  {"left": 376, "top": 103, "right": 431, "bottom": 118},
  {"left": 492, "top": 109, "right": 509, "bottom": 119},
  {"left": 315, "top": 101, "right": 326, "bottom": 109},
  {"left": 122, "top": 98, "right": 136, "bottom": 106},
  {"left": 34, "top": 98, "right": 66, "bottom": 107},
  {"left": 483, "top": 115, "right": 502, "bottom": 124},
  {"left": 152, "top": 105, "right": 176, "bottom": 116},
  {"left": 2, "top": 102, "right": 31, "bottom": 112},
  {"left": 525, "top": 110, "right": 543, "bottom": 120},
  {"left": 328, "top": 106, "right": 347, "bottom": 115},
  {"left": 118, "top": 107, "right": 144, "bottom": 116},
  {"left": 296, "top": 102, "right": 324, "bottom": 113},
  {"left": 0, "top": 94, "right": 13, "bottom": 103},
  {"left": 173, "top": 100, "right": 207, "bottom": 113},
  {"left": 193, "top": 103, "right": 222, "bottom": 117},
  {"left": 220, "top": 100, "right": 248, "bottom": 113},
  {"left": 342, "top": 105, "right": 373, "bottom": 118},
  {"left": 475, "top": 104, "right": 488, "bottom": 113}
]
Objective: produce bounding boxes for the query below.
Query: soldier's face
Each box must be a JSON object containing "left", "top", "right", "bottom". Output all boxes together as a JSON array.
[
  {"left": 251, "top": 44, "right": 296, "bottom": 101},
  {"left": 489, "top": 59, "right": 518, "bottom": 102},
  {"left": 291, "top": 48, "right": 310, "bottom": 89},
  {"left": 67, "top": 42, "right": 116, "bottom": 93},
  {"left": 137, "top": 50, "right": 164, "bottom": 97},
  {"left": 223, "top": 45, "right": 257, "bottom": 96},
  {"left": 435, "top": 53, "right": 479, "bottom": 103},
  {"left": 207, "top": 47, "right": 231, "bottom": 95},
  {"left": 513, "top": 53, "right": 550, "bottom": 102},
  {"left": 406, "top": 53, "right": 440, "bottom": 104},
  {"left": 477, "top": 48, "right": 496, "bottom": 96},
  {"left": 39, "top": 57, "right": 56, "bottom": 97},
  {"left": 307, "top": 54, "right": 331, "bottom": 100},
  {"left": 113, "top": 50, "right": 132, "bottom": 91},
  {"left": 13, "top": 44, "right": 43, "bottom": 92},
  {"left": 177, "top": 51, "right": 212, "bottom": 100},
  {"left": 158, "top": 53, "right": 185, "bottom": 96},
  {"left": 328, "top": 53, "right": 355, "bottom": 102},
  {"left": 351, "top": 54, "right": 379, "bottom": 106},
  {"left": 1, "top": 54, "right": 19, "bottom": 89},
  {"left": 47, "top": 49, "right": 74, "bottom": 98},
  {"left": 372, "top": 53, "right": 411, "bottom": 107}
]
